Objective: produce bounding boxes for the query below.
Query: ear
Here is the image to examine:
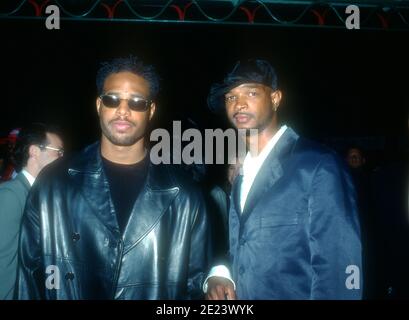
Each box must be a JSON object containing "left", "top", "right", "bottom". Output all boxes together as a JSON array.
[
  {"left": 149, "top": 102, "right": 156, "bottom": 121},
  {"left": 271, "top": 90, "right": 283, "bottom": 110},
  {"left": 96, "top": 97, "right": 101, "bottom": 115},
  {"left": 28, "top": 144, "right": 40, "bottom": 160}
]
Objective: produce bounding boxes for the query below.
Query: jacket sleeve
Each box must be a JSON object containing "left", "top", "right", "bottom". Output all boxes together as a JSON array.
[
  {"left": 14, "top": 187, "right": 45, "bottom": 300},
  {"left": 0, "top": 188, "right": 24, "bottom": 299},
  {"left": 308, "top": 154, "right": 363, "bottom": 299},
  {"left": 186, "top": 190, "right": 212, "bottom": 300}
]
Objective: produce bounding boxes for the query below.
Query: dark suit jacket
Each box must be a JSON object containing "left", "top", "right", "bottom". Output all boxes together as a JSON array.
[
  {"left": 229, "top": 127, "right": 363, "bottom": 299},
  {"left": 0, "top": 172, "right": 30, "bottom": 299}
]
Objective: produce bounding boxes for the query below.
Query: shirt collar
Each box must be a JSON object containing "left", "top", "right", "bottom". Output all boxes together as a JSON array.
[
  {"left": 242, "top": 125, "right": 288, "bottom": 177},
  {"left": 21, "top": 169, "right": 35, "bottom": 187}
]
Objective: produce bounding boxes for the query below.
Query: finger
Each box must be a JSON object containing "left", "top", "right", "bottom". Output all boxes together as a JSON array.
[
  {"left": 216, "top": 285, "right": 227, "bottom": 300},
  {"left": 208, "top": 289, "right": 217, "bottom": 300},
  {"left": 210, "top": 288, "right": 222, "bottom": 300},
  {"left": 225, "top": 286, "right": 237, "bottom": 300}
]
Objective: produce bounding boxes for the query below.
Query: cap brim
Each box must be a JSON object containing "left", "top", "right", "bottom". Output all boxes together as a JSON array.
[
  {"left": 207, "top": 78, "right": 255, "bottom": 114},
  {"left": 207, "top": 82, "right": 228, "bottom": 114}
]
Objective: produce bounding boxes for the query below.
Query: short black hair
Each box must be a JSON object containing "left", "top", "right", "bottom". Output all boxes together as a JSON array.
[
  {"left": 96, "top": 56, "right": 160, "bottom": 99},
  {"left": 13, "top": 123, "right": 61, "bottom": 171}
]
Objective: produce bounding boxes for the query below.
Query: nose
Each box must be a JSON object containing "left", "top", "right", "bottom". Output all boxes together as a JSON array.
[
  {"left": 234, "top": 95, "right": 248, "bottom": 111},
  {"left": 115, "top": 98, "right": 131, "bottom": 116}
]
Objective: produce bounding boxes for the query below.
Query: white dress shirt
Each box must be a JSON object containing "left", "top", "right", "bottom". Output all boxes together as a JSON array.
[
  {"left": 240, "top": 125, "right": 288, "bottom": 211},
  {"left": 21, "top": 169, "right": 35, "bottom": 187},
  {"left": 203, "top": 125, "right": 288, "bottom": 294}
]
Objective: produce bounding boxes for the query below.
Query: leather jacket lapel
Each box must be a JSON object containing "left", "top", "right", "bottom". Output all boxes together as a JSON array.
[
  {"left": 122, "top": 163, "right": 179, "bottom": 253},
  {"left": 68, "top": 143, "right": 119, "bottom": 235},
  {"left": 122, "top": 186, "right": 179, "bottom": 254}
]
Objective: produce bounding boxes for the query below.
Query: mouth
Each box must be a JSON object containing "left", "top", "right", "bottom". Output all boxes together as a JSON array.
[
  {"left": 111, "top": 120, "right": 134, "bottom": 132},
  {"left": 233, "top": 113, "right": 252, "bottom": 124}
]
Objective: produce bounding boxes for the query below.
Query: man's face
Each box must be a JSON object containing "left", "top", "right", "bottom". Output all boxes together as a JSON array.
[
  {"left": 224, "top": 83, "right": 282, "bottom": 132},
  {"left": 38, "top": 132, "right": 64, "bottom": 171},
  {"left": 96, "top": 71, "right": 155, "bottom": 147},
  {"left": 346, "top": 148, "right": 365, "bottom": 169}
]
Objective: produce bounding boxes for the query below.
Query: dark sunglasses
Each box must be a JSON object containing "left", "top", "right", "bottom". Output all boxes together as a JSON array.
[{"left": 99, "top": 94, "right": 152, "bottom": 112}]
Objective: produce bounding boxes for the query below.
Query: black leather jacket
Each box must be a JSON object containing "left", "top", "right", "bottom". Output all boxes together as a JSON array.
[{"left": 15, "top": 142, "right": 211, "bottom": 299}]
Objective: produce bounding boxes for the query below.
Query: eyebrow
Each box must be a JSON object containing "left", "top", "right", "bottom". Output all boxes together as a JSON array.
[{"left": 104, "top": 91, "right": 146, "bottom": 98}]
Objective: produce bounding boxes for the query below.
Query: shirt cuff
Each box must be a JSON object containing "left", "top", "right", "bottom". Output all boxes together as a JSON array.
[{"left": 202, "top": 265, "right": 236, "bottom": 293}]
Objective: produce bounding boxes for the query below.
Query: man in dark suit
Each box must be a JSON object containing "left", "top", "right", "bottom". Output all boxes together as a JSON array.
[
  {"left": 204, "top": 59, "right": 362, "bottom": 299},
  {"left": 0, "top": 123, "right": 63, "bottom": 299}
]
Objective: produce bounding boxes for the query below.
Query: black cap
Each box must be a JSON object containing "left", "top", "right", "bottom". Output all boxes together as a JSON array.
[{"left": 207, "top": 59, "right": 278, "bottom": 113}]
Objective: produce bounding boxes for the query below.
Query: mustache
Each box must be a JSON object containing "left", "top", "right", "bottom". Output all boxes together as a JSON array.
[
  {"left": 109, "top": 118, "right": 136, "bottom": 127},
  {"left": 233, "top": 112, "right": 254, "bottom": 118}
]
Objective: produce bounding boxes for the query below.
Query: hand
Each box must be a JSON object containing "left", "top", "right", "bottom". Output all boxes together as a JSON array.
[{"left": 205, "top": 276, "right": 236, "bottom": 300}]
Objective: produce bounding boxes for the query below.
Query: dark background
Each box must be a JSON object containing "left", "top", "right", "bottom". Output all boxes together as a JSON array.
[
  {"left": 1, "top": 15, "right": 409, "bottom": 300},
  {"left": 1, "top": 19, "right": 408, "bottom": 164}
]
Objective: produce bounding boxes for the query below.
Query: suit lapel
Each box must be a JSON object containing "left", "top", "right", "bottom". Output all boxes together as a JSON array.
[
  {"left": 16, "top": 172, "right": 31, "bottom": 193},
  {"left": 122, "top": 163, "right": 179, "bottom": 253},
  {"left": 240, "top": 128, "right": 299, "bottom": 223},
  {"left": 231, "top": 174, "right": 243, "bottom": 217}
]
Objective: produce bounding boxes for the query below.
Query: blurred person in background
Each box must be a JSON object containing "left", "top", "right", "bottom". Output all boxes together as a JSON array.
[{"left": 0, "top": 123, "right": 63, "bottom": 299}]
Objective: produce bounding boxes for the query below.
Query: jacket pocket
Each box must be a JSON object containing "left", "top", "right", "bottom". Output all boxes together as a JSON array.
[
  {"left": 257, "top": 214, "right": 300, "bottom": 245},
  {"left": 261, "top": 214, "right": 298, "bottom": 228}
]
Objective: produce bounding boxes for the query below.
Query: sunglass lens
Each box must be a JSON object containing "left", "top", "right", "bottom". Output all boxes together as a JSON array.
[
  {"left": 101, "top": 95, "right": 120, "bottom": 108},
  {"left": 128, "top": 99, "right": 149, "bottom": 111}
]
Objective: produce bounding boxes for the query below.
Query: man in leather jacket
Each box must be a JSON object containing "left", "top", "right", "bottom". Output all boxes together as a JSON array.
[{"left": 15, "top": 56, "right": 211, "bottom": 300}]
